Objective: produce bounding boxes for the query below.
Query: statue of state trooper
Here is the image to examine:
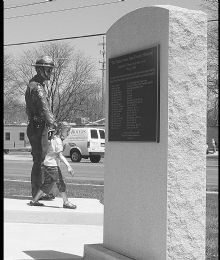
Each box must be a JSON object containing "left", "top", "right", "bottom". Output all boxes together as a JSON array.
[{"left": 25, "top": 56, "right": 57, "bottom": 199}]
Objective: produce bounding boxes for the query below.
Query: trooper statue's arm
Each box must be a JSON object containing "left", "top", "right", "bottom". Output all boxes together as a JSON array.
[{"left": 35, "top": 85, "right": 56, "bottom": 127}]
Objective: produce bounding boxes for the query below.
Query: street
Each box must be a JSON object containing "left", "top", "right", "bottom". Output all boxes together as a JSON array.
[
  {"left": 4, "top": 153, "right": 104, "bottom": 183},
  {"left": 206, "top": 156, "right": 219, "bottom": 188},
  {"left": 4, "top": 152, "right": 218, "bottom": 188}
]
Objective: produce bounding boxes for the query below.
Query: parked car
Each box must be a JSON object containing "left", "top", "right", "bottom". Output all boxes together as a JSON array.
[{"left": 62, "top": 127, "right": 105, "bottom": 163}]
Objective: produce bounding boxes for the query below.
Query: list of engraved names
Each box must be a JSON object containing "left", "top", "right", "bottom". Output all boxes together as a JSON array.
[{"left": 109, "top": 46, "right": 160, "bottom": 141}]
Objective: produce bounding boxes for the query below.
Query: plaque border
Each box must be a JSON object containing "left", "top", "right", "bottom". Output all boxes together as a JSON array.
[{"left": 108, "top": 44, "right": 160, "bottom": 142}]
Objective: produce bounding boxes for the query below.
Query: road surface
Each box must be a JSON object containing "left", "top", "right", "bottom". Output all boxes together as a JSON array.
[
  {"left": 4, "top": 153, "right": 218, "bottom": 188},
  {"left": 4, "top": 153, "right": 104, "bottom": 182}
]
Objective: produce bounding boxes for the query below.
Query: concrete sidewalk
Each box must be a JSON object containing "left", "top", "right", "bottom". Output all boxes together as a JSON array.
[{"left": 4, "top": 197, "right": 104, "bottom": 260}]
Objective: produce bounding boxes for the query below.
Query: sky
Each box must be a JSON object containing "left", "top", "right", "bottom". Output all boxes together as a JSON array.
[{"left": 4, "top": 0, "right": 206, "bottom": 79}]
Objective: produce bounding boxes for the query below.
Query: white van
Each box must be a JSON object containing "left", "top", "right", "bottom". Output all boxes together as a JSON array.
[{"left": 62, "top": 127, "right": 105, "bottom": 163}]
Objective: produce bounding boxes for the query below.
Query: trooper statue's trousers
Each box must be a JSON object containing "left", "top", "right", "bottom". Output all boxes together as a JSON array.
[{"left": 27, "top": 121, "right": 49, "bottom": 198}]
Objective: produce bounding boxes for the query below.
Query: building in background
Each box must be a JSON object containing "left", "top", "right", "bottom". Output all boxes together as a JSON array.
[
  {"left": 4, "top": 123, "right": 30, "bottom": 153},
  {"left": 5, "top": 121, "right": 217, "bottom": 152}
]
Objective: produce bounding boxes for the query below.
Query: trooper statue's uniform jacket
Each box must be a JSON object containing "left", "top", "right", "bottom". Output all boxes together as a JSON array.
[
  {"left": 25, "top": 74, "right": 56, "bottom": 198},
  {"left": 26, "top": 74, "right": 55, "bottom": 128}
]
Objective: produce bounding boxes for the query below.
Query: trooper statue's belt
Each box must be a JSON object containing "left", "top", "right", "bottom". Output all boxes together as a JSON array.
[{"left": 30, "top": 117, "right": 45, "bottom": 128}]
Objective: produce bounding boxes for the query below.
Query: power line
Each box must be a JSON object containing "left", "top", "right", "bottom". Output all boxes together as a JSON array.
[
  {"left": 4, "top": 0, "right": 55, "bottom": 10},
  {"left": 4, "top": 20, "right": 216, "bottom": 47},
  {"left": 4, "top": 33, "right": 106, "bottom": 47},
  {"left": 5, "top": 0, "right": 124, "bottom": 20}
]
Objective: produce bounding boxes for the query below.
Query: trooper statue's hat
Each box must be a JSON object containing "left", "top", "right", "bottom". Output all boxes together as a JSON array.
[{"left": 32, "top": 56, "right": 56, "bottom": 68}]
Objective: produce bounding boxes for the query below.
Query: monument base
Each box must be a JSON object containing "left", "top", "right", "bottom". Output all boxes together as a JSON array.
[{"left": 83, "top": 244, "right": 134, "bottom": 260}]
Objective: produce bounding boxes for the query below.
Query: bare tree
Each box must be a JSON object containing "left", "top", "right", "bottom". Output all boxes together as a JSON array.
[
  {"left": 4, "top": 53, "right": 17, "bottom": 100},
  {"left": 202, "top": 0, "right": 218, "bottom": 126},
  {"left": 11, "top": 42, "right": 103, "bottom": 122},
  {"left": 4, "top": 53, "right": 27, "bottom": 123},
  {"left": 4, "top": 100, "right": 27, "bottom": 124},
  {"left": 81, "top": 79, "right": 104, "bottom": 121}
]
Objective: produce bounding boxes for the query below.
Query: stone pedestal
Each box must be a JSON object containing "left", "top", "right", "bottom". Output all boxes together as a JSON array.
[{"left": 84, "top": 5, "right": 207, "bottom": 260}]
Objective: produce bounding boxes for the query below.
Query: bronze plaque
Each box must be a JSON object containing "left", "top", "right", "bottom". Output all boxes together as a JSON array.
[{"left": 108, "top": 45, "right": 160, "bottom": 142}]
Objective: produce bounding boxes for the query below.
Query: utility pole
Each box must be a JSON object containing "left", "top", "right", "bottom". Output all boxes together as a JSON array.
[{"left": 98, "top": 36, "right": 106, "bottom": 116}]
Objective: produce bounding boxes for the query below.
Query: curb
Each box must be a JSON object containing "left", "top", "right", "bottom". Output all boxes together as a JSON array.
[
  {"left": 206, "top": 191, "right": 218, "bottom": 194},
  {"left": 207, "top": 152, "right": 219, "bottom": 159},
  {"left": 4, "top": 147, "right": 31, "bottom": 152}
]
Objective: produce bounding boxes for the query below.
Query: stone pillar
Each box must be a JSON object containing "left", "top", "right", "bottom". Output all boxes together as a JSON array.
[{"left": 84, "top": 5, "right": 207, "bottom": 260}]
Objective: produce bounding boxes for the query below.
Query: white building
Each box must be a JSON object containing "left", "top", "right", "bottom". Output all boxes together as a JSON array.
[{"left": 4, "top": 123, "right": 30, "bottom": 152}]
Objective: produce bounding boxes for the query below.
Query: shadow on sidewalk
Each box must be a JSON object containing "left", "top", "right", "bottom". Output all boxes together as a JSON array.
[
  {"left": 23, "top": 250, "right": 83, "bottom": 259},
  {"left": 26, "top": 203, "right": 62, "bottom": 209},
  {"left": 5, "top": 196, "right": 66, "bottom": 208}
]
